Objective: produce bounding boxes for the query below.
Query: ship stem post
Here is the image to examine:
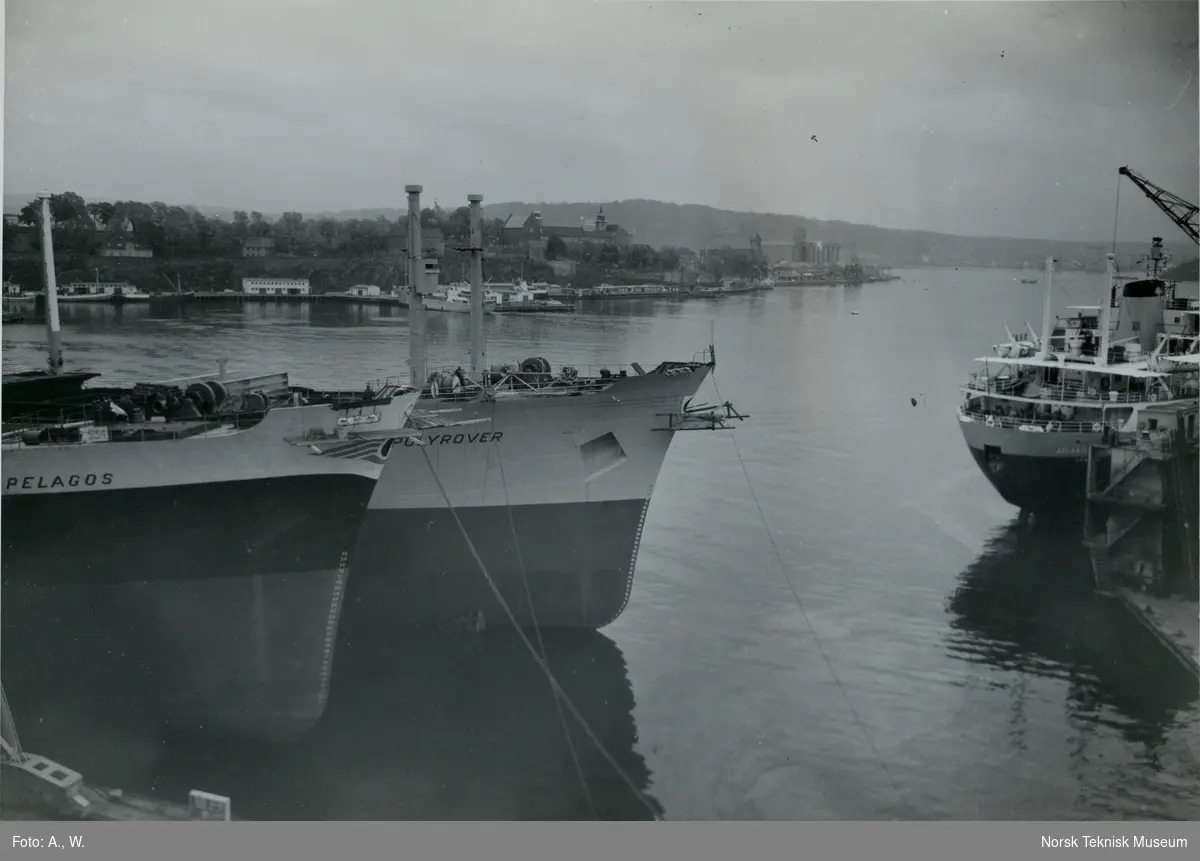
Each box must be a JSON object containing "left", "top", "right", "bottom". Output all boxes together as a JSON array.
[
  {"left": 37, "top": 192, "right": 64, "bottom": 376},
  {"left": 468, "top": 193, "right": 486, "bottom": 379},
  {"left": 1038, "top": 256, "right": 1054, "bottom": 358},
  {"left": 406, "top": 185, "right": 428, "bottom": 389}
]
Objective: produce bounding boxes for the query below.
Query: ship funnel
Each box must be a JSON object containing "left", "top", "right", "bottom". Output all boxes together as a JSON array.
[
  {"left": 1114, "top": 280, "right": 1166, "bottom": 354},
  {"left": 406, "top": 185, "right": 428, "bottom": 389},
  {"left": 1112, "top": 239, "right": 1168, "bottom": 354},
  {"left": 37, "top": 192, "right": 65, "bottom": 376},
  {"left": 468, "top": 194, "right": 486, "bottom": 378}
]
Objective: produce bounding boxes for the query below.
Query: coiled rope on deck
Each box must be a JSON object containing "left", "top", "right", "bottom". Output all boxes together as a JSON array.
[
  {"left": 709, "top": 371, "right": 915, "bottom": 818},
  {"left": 418, "top": 444, "right": 663, "bottom": 821}
]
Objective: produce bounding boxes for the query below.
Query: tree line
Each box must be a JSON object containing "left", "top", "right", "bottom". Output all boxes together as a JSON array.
[
  {"left": 3, "top": 191, "right": 517, "bottom": 259},
  {"left": 3, "top": 191, "right": 760, "bottom": 278}
]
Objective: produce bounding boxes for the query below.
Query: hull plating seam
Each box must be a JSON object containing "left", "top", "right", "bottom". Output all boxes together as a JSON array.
[
  {"left": 610, "top": 491, "right": 654, "bottom": 628},
  {"left": 316, "top": 550, "right": 351, "bottom": 714}
]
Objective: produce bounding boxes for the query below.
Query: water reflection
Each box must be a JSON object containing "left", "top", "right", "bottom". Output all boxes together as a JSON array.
[
  {"left": 8, "top": 628, "right": 662, "bottom": 821},
  {"left": 316, "top": 628, "right": 663, "bottom": 820},
  {"left": 945, "top": 516, "right": 1199, "bottom": 747},
  {"left": 574, "top": 298, "right": 681, "bottom": 319}
]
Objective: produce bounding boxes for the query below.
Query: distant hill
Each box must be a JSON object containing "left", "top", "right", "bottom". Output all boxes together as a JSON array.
[
  {"left": 474, "top": 200, "right": 1157, "bottom": 270},
  {"left": 2, "top": 191, "right": 1157, "bottom": 270}
]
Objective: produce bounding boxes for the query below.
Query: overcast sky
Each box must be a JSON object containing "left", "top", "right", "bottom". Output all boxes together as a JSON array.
[{"left": 4, "top": 0, "right": 1197, "bottom": 242}]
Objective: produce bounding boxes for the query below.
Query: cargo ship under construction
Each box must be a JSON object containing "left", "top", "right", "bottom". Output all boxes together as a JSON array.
[{"left": 344, "top": 187, "right": 746, "bottom": 635}]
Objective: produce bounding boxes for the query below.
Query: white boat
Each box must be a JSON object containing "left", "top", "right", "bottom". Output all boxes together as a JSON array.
[
  {"left": 488, "top": 280, "right": 570, "bottom": 311},
  {"left": 958, "top": 241, "right": 1200, "bottom": 513},
  {"left": 568, "top": 283, "right": 687, "bottom": 299},
  {"left": 58, "top": 281, "right": 152, "bottom": 303},
  {"left": 4, "top": 281, "right": 40, "bottom": 305},
  {"left": 423, "top": 283, "right": 497, "bottom": 314}
]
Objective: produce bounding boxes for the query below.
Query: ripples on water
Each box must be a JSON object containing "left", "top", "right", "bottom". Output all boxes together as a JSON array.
[{"left": 3, "top": 269, "right": 1198, "bottom": 819}]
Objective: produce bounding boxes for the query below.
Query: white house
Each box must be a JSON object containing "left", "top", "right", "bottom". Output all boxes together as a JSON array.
[
  {"left": 241, "top": 277, "right": 311, "bottom": 296},
  {"left": 347, "top": 284, "right": 381, "bottom": 297}
]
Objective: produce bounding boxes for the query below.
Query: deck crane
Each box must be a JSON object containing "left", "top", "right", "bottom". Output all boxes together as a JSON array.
[{"left": 1118, "top": 165, "right": 1199, "bottom": 245}]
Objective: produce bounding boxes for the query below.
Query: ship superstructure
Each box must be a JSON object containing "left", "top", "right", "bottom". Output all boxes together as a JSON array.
[{"left": 958, "top": 246, "right": 1199, "bottom": 513}]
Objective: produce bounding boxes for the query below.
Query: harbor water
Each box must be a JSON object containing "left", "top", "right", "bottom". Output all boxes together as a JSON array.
[{"left": 3, "top": 267, "right": 1198, "bottom": 820}]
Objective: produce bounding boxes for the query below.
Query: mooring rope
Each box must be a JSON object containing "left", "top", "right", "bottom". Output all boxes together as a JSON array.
[
  {"left": 1111, "top": 171, "right": 1122, "bottom": 257},
  {"left": 492, "top": 434, "right": 598, "bottom": 820},
  {"left": 709, "top": 371, "right": 914, "bottom": 818},
  {"left": 418, "top": 444, "right": 663, "bottom": 820}
]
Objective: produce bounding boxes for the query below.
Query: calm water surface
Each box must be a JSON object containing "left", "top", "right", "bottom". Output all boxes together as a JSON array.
[{"left": 4, "top": 268, "right": 1199, "bottom": 820}]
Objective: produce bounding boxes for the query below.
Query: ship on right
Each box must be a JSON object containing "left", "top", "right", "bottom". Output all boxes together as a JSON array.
[
  {"left": 958, "top": 241, "right": 1199, "bottom": 515},
  {"left": 959, "top": 165, "right": 1200, "bottom": 516}
]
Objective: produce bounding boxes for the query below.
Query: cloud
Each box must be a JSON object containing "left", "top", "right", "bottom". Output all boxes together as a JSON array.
[{"left": 4, "top": 0, "right": 1196, "bottom": 242}]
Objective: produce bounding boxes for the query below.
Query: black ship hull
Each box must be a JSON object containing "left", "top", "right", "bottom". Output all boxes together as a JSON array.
[{"left": 3, "top": 472, "right": 378, "bottom": 739}]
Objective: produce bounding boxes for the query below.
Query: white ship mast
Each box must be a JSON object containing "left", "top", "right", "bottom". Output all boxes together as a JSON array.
[
  {"left": 406, "top": 185, "right": 428, "bottom": 389},
  {"left": 1037, "top": 256, "right": 1054, "bottom": 359},
  {"left": 37, "top": 192, "right": 65, "bottom": 375},
  {"left": 468, "top": 193, "right": 486, "bottom": 378},
  {"left": 1097, "top": 253, "right": 1115, "bottom": 367}
]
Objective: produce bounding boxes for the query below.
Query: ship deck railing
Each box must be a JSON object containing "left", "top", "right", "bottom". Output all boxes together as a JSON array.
[
  {"left": 0, "top": 414, "right": 265, "bottom": 449},
  {"left": 419, "top": 354, "right": 712, "bottom": 401},
  {"left": 419, "top": 373, "right": 613, "bottom": 401},
  {"left": 963, "top": 375, "right": 1196, "bottom": 404},
  {"left": 87, "top": 370, "right": 404, "bottom": 398},
  {"left": 1, "top": 382, "right": 412, "bottom": 443},
  {"left": 959, "top": 409, "right": 1112, "bottom": 435}
]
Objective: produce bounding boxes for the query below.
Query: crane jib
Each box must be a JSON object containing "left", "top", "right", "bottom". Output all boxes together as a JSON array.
[{"left": 1118, "top": 165, "right": 1199, "bottom": 246}]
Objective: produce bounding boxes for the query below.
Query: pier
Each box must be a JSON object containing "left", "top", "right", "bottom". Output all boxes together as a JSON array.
[
  {"left": 186, "top": 291, "right": 403, "bottom": 305},
  {"left": 1083, "top": 401, "right": 1199, "bottom": 678},
  {"left": 1, "top": 679, "right": 232, "bottom": 821}
]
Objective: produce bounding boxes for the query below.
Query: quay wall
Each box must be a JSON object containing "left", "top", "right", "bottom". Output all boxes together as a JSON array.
[{"left": 2, "top": 252, "right": 401, "bottom": 295}]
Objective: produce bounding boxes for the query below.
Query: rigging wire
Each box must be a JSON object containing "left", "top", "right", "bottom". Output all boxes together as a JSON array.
[
  {"left": 1111, "top": 170, "right": 1122, "bottom": 257},
  {"left": 708, "top": 370, "right": 915, "bottom": 818},
  {"left": 417, "top": 443, "right": 663, "bottom": 821},
  {"left": 492, "top": 432, "right": 598, "bottom": 820}
]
